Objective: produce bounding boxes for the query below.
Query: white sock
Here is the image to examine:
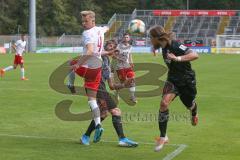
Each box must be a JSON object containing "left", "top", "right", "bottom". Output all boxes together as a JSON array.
[
  {"left": 88, "top": 100, "right": 101, "bottom": 126},
  {"left": 129, "top": 86, "right": 136, "bottom": 97},
  {"left": 3, "top": 66, "right": 14, "bottom": 72},
  {"left": 68, "top": 71, "right": 75, "bottom": 86},
  {"left": 21, "top": 68, "right": 25, "bottom": 78}
]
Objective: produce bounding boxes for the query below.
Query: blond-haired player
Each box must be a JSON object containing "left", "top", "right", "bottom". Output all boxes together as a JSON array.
[{"left": 68, "top": 10, "right": 109, "bottom": 143}]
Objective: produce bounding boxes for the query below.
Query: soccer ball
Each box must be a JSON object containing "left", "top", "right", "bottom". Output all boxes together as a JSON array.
[{"left": 128, "top": 19, "right": 145, "bottom": 35}]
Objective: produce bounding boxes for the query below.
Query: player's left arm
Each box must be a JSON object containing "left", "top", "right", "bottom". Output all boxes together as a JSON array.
[
  {"left": 129, "top": 52, "right": 134, "bottom": 68},
  {"left": 23, "top": 44, "right": 27, "bottom": 54}
]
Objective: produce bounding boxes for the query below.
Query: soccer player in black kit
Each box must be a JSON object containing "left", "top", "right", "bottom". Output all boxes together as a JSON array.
[{"left": 149, "top": 26, "right": 199, "bottom": 152}]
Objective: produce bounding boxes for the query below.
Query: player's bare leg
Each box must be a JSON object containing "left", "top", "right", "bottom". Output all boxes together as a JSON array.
[
  {"left": 190, "top": 103, "right": 198, "bottom": 126},
  {"left": 81, "top": 110, "right": 107, "bottom": 145},
  {"left": 20, "top": 64, "right": 28, "bottom": 80},
  {"left": 129, "top": 78, "right": 137, "bottom": 104},
  {"left": 117, "top": 76, "right": 137, "bottom": 105},
  {"left": 82, "top": 106, "right": 137, "bottom": 147},
  {"left": 184, "top": 100, "right": 198, "bottom": 126},
  {"left": 0, "top": 64, "right": 16, "bottom": 78},
  {"left": 109, "top": 108, "right": 138, "bottom": 147},
  {"left": 179, "top": 94, "right": 198, "bottom": 126},
  {"left": 155, "top": 93, "right": 175, "bottom": 152}
]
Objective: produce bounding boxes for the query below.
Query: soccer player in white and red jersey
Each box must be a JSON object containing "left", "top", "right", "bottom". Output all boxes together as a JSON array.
[
  {"left": 113, "top": 33, "right": 137, "bottom": 104},
  {"left": 68, "top": 10, "right": 108, "bottom": 143},
  {"left": 0, "top": 34, "right": 28, "bottom": 80}
]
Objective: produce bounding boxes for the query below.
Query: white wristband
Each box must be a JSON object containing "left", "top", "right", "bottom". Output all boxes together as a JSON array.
[{"left": 176, "top": 56, "right": 182, "bottom": 62}]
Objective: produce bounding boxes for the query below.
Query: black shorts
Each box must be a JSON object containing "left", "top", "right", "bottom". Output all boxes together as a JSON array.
[
  {"left": 97, "top": 81, "right": 117, "bottom": 112},
  {"left": 163, "top": 73, "right": 197, "bottom": 108}
]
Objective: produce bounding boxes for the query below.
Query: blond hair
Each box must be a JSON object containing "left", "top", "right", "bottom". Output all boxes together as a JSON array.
[{"left": 80, "top": 10, "right": 95, "bottom": 20}]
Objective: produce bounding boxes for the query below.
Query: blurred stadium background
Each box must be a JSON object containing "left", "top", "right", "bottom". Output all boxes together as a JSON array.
[{"left": 0, "top": 1, "right": 240, "bottom": 160}]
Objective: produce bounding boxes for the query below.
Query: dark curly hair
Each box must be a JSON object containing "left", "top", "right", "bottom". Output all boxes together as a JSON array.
[{"left": 104, "top": 39, "right": 118, "bottom": 51}]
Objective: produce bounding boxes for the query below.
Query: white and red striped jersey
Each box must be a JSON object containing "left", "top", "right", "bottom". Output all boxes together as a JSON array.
[
  {"left": 115, "top": 42, "right": 132, "bottom": 70},
  {"left": 15, "top": 40, "right": 26, "bottom": 56},
  {"left": 82, "top": 26, "right": 108, "bottom": 68}
]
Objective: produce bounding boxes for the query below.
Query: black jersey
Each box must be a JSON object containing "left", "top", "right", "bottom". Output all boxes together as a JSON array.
[
  {"left": 101, "top": 55, "right": 111, "bottom": 82},
  {"left": 162, "top": 40, "right": 195, "bottom": 83},
  {"left": 98, "top": 55, "right": 111, "bottom": 92},
  {"left": 97, "top": 55, "right": 117, "bottom": 110}
]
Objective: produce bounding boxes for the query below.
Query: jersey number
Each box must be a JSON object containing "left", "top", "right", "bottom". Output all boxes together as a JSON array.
[{"left": 97, "top": 36, "right": 102, "bottom": 53}]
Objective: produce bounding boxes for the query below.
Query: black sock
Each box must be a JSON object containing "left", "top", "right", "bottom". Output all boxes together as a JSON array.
[
  {"left": 158, "top": 110, "right": 169, "bottom": 137},
  {"left": 112, "top": 115, "right": 125, "bottom": 139},
  {"left": 191, "top": 103, "right": 197, "bottom": 117},
  {"left": 85, "top": 117, "right": 105, "bottom": 136}
]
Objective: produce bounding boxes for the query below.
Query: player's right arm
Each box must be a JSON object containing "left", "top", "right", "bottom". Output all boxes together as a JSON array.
[
  {"left": 12, "top": 40, "right": 19, "bottom": 52},
  {"left": 167, "top": 43, "right": 199, "bottom": 62},
  {"left": 72, "top": 45, "right": 93, "bottom": 70},
  {"left": 112, "top": 50, "right": 126, "bottom": 62},
  {"left": 12, "top": 44, "right": 16, "bottom": 52},
  {"left": 85, "top": 43, "right": 94, "bottom": 55},
  {"left": 72, "top": 32, "right": 94, "bottom": 69},
  {"left": 101, "top": 49, "right": 116, "bottom": 56}
]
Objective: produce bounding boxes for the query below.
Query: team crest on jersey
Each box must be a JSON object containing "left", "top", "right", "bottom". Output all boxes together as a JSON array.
[{"left": 179, "top": 45, "right": 187, "bottom": 51}]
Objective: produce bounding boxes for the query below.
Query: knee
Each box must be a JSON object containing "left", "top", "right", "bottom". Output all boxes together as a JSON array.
[
  {"left": 101, "top": 110, "right": 108, "bottom": 119},
  {"left": 187, "top": 101, "right": 197, "bottom": 110},
  {"left": 110, "top": 108, "right": 121, "bottom": 116},
  {"left": 109, "top": 83, "right": 115, "bottom": 90},
  {"left": 160, "top": 100, "right": 169, "bottom": 112}
]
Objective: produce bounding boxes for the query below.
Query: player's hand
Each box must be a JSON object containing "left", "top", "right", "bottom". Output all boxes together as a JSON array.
[
  {"left": 114, "top": 49, "right": 120, "bottom": 54},
  {"left": 112, "top": 50, "right": 119, "bottom": 59},
  {"left": 123, "top": 79, "right": 132, "bottom": 88},
  {"left": 108, "top": 50, "right": 114, "bottom": 56},
  {"left": 167, "top": 53, "right": 177, "bottom": 61},
  {"left": 71, "top": 63, "right": 80, "bottom": 71},
  {"left": 130, "top": 63, "right": 134, "bottom": 68}
]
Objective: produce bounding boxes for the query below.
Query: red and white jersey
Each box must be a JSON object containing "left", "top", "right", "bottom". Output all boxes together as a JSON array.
[
  {"left": 15, "top": 40, "right": 26, "bottom": 56},
  {"left": 115, "top": 42, "right": 132, "bottom": 70},
  {"left": 82, "top": 26, "right": 108, "bottom": 68}
]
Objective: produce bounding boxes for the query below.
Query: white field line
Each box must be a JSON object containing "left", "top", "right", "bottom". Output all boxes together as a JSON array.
[
  {"left": 0, "top": 133, "right": 187, "bottom": 160},
  {"left": 163, "top": 144, "right": 187, "bottom": 160}
]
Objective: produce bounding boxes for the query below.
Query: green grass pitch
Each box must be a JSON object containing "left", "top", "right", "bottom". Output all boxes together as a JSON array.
[{"left": 0, "top": 53, "right": 239, "bottom": 160}]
